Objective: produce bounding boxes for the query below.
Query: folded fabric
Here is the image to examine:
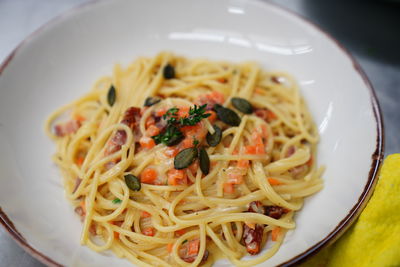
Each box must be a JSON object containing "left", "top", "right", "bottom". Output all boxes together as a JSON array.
[{"left": 302, "top": 154, "right": 400, "bottom": 267}]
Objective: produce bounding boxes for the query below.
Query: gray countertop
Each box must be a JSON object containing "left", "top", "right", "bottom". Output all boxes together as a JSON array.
[{"left": 1, "top": 0, "right": 399, "bottom": 266}]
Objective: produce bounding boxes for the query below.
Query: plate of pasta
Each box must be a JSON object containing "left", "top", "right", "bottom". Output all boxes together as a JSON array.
[{"left": 0, "top": 0, "right": 383, "bottom": 267}]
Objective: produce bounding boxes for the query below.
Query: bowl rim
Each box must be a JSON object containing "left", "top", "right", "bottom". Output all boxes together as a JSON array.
[{"left": 0, "top": 0, "right": 384, "bottom": 266}]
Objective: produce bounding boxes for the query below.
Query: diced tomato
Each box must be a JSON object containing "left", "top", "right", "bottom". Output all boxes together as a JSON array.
[
  {"left": 255, "top": 108, "right": 277, "bottom": 122},
  {"left": 74, "top": 114, "right": 86, "bottom": 122},
  {"left": 145, "top": 116, "right": 156, "bottom": 127},
  {"left": 141, "top": 168, "right": 158, "bottom": 184},
  {"left": 76, "top": 156, "right": 84, "bottom": 166},
  {"left": 175, "top": 228, "right": 187, "bottom": 236},
  {"left": 226, "top": 167, "right": 246, "bottom": 184},
  {"left": 146, "top": 125, "right": 160, "bottom": 136},
  {"left": 205, "top": 110, "right": 217, "bottom": 122},
  {"left": 245, "top": 145, "right": 257, "bottom": 155},
  {"left": 141, "top": 211, "right": 151, "bottom": 218},
  {"left": 271, "top": 227, "right": 281, "bottom": 241},
  {"left": 177, "top": 106, "right": 190, "bottom": 118},
  {"left": 139, "top": 136, "right": 156, "bottom": 149},
  {"left": 80, "top": 200, "right": 86, "bottom": 214},
  {"left": 223, "top": 183, "right": 235, "bottom": 194},
  {"left": 164, "top": 147, "right": 179, "bottom": 157},
  {"left": 188, "top": 161, "right": 199, "bottom": 175},
  {"left": 268, "top": 178, "right": 283, "bottom": 186},
  {"left": 156, "top": 108, "right": 167, "bottom": 117},
  {"left": 114, "top": 232, "right": 120, "bottom": 239},
  {"left": 168, "top": 169, "right": 187, "bottom": 185},
  {"left": 167, "top": 243, "right": 174, "bottom": 252},
  {"left": 187, "top": 239, "right": 200, "bottom": 256},
  {"left": 237, "top": 159, "right": 249, "bottom": 169},
  {"left": 181, "top": 137, "right": 195, "bottom": 149},
  {"left": 307, "top": 155, "right": 313, "bottom": 166},
  {"left": 142, "top": 227, "right": 155, "bottom": 236},
  {"left": 196, "top": 91, "right": 225, "bottom": 109}
]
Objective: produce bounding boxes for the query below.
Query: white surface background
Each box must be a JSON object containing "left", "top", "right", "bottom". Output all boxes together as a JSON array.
[{"left": 0, "top": 0, "right": 399, "bottom": 266}]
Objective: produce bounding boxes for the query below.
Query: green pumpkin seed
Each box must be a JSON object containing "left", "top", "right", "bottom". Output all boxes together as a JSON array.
[
  {"left": 214, "top": 104, "right": 241, "bottom": 126},
  {"left": 206, "top": 125, "right": 222, "bottom": 147},
  {"left": 174, "top": 147, "right": 198, "bottom": 169},
  {"left": 107, "top": 85, "right": 116, "bottom": 106},
  {"left": 144, "top": 97, "right": 161, "bottom": 107},
  {"left": 124, "top": 174, "right": 141, "bottom": 191},
  {"left": 231, "top": 97, "right": 253, "bottom": 114},
  {"left": 199, "top": 148, "right": 210, "bottom": 175},
  {"left": 163, "top": 64, "right": 175, "bottom": 79}
]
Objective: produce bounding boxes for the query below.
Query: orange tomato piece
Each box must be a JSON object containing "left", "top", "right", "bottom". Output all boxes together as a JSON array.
[
  {"left": 156, "top": 108, "right": 167, "bottom": 117},
  {"left": 206, "top": 110, "right": 217, "bottom": 122},
  {"left": 139, "top": 136, "right": 156, "bottom": 149},
  {"left": 76, "top": 156, "right": 84, "bottom": 166},
  {"left": 268, "top": 178, "right": 284, "bottom": 186},
  {"left": 175, "top": 228, "right": 187, "bottom": 236},
  {"left": 271, "top": 227, "right": 281, "bottom": 241},
  {"left": 167, "top": 243, "right": 174, "bottom": 252},
  {"left": 167, "top": 169, "right": 187, "bottom": 185},
  {"left": 237, "top": 159, "right": 249, "bottom": 169},
  {"left": 223, "top": 183, "right": 235, "bottom": 194},
  {"left": 146, "top": 125, "right": 160, "bottom": 136},
  {"left": 187, "top": 239, "right": 200, "bottom": 256},
  {"left": 245, "top": 145, "right": 257, "bottom": 155},
  {"left": 141, "top": 168, "right": 158, "bottom": 184},
  {"left": 141, "top": 211, "right": 151, "bottom": 218},
  {"left": 74, "top": 114, "right": 86, "bottom": 122}
]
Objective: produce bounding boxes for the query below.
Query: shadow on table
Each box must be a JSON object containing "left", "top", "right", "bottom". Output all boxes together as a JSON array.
[{"left": 302, "top": 0, "right": 400, "bottom": 66}]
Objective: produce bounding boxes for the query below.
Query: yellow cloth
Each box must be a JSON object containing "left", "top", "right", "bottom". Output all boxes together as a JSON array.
[{"left": 302, "top": 154, "right": 400, "bottom": 267}]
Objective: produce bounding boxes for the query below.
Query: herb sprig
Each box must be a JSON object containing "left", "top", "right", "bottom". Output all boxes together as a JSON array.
[{"left": 152, "top": 104, "right": 210, "bottom": 146}]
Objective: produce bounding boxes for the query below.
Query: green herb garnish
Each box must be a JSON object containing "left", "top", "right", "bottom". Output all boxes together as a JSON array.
[
  {"left": 112, "top": 198, "right": 122, "bottom": 204},
  {"left": 182, "top": 239, "right": 188, "bottom": 244},
  {"left": 179, "top": 104, "right": 210, "bottom": 126},
  {"left": 152, "top": 125, "right": 184, "bottom": 146}
]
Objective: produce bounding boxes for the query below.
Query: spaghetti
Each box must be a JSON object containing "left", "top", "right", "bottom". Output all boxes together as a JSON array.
[{"left": 45, "top": 52, "right": 323, "bottom": 266}]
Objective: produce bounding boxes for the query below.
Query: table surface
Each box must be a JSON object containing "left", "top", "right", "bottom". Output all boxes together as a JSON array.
[{"left": 1, "top": 0, "right": 399, "bottom": 266}]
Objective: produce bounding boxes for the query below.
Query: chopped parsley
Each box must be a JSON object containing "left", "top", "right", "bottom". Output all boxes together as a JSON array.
[
  {"left": 112, "top": 198, "right": 122, "bottom": 204},
  {"left": 179, "top": 104, "right": 210, "bottom": 126}
]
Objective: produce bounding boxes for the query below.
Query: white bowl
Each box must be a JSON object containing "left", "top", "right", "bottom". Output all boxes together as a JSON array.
[{"left": 0, "top": 0, "right": 383, "bottom": 266}]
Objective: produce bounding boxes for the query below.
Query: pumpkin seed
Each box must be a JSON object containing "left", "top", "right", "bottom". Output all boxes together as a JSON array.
[
  {"left": 231, "top": 97, "right": 253, "bottom": 114},
  {"left": 214, "top": 104, "right": 241, "bottom": 126},
  {"left": 107, "top": 85, "right": 116, "bottom": 106},
  {"left": 174, "top": 147, "right": 198, "bottom": 169},
  {"left": 124, "top": 174, "right": 141, "bottom": 191},
  {"left": 144, "top": 97, "right": 161, "bottom": 107},
  {"left": 163, "top": 64, "right": 175, "bottom": 79},
  {"left": 199, "top": 148, "right": 210, "bottom": 175},
  {"left": 206, "top": 125, "right": 222, "bottom": 147}
]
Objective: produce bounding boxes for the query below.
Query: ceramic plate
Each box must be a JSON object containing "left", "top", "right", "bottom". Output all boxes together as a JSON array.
[{"left": 0, "top": 0, "right": 383, "bottom": 266}]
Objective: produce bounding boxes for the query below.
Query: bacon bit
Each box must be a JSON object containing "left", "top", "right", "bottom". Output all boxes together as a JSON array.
[
  {"left": 264, "top": 206, "right": 287, "bottom": 219},
  {"left": 248, "top": 201, "right": 266, "bottom": 214},
  {"left": 223, "top": 183, "right": 235, "bottom": 194},
  {"left": 175, "top": 229, "right": 187, "bottom": 237},
  {"left": 164, "top": 147, "right": 179, "bottom": 158},
  {"left": 271, "top": 76, "right": 282, "bottom": 84},
  {"left": 146, "top": 125, "right": 160, "bottom": 136},
  {"left": 121, "top": 107, "right": 142, "bottom": 130},
  {"left": 141, "top": 168, "right": 158, "bottom": 184},
  {"left": 286, "top": 146, "right": 296, "bottom": 157},
  {"left": 182, "top": 249, "right": 209, "bottom": 263},
  {"left": 271, "top": 227, "right": 281, "bottom": 241},
  {"left": 142, "top": 227, "right": 155, "bottom": 236},
  {"left": 187, "top": 239, "right": 200, "bottom": 256},
  {"left": 74, "top": 206, "right": 85, "bottom": 218},
  {"left": 254, "top": 108, "right": 277, "bottom": 123},
  {"left": 168, "top": 169, "right": 187, "bottom": 186},
  {"left": 243, "top": 224, "right": 263, "bottom": 255},
  {"left": 72, "top": 178, "right": 82, "bottom": 194},
  {"left": 141, "top": 211, "right": 151, "bottom": 218},
  {"left": 54, "top": 119, "right": 81, "bottom": 137},
  {"left": 139, "top": 136, "right": 156, "bottom": 149},
  {"left": 105, "top": 130, "right": 127, "bottom": 155},
  {"left": 167, "top": 243, "right": 174, "bottom": 253},
  {"left": 268, "top": 178, "right": 284, "bottom": 186}
]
